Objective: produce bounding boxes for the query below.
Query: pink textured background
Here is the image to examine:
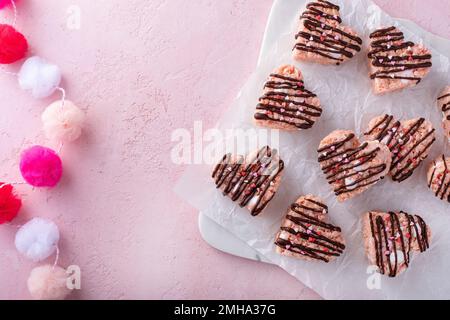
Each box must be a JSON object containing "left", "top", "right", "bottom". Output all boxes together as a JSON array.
[{"left": 0, "top": 0, "right": 448, "bottom": 300}]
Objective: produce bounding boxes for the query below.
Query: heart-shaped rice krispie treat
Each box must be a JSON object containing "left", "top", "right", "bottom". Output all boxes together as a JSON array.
[
  {"left": 212, "top": 146, "right": 284, "bottom": 216},
  {"left": 254, "top": 65, "right": 322, "bottom": 131},
  {"left": 368, "top": 26, "right": 432, "bottom": 94},
  {"left": 427, "top": 155, "right": 450, "bottom": 203},
  {"left": 364, "top": 114, "right": 435, "bottom": 182},
  {"left": 437, "top": 86, "right": 450, "bottom": 144},
  {"left": 275, "top": 195, "right": 345, "bottom": 262},
  {"left": 318, "top": 130, "right": 391, "bottom": 202},
  {"left": 362, "top": 210, "right": 431, "bottom": 277},
  {"left": 293, "top": 0, "right": 362, "bottom": 65}
]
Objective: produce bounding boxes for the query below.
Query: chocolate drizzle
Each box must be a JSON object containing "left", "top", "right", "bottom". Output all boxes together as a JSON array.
[
  {"left": 293, "top": 0, "right": 362, "bottom": 65},
  {"left": 364, "top": 115, "right": 435, "bottom": 182},
  {"left": 428, "top": 155, "right": 450, "bottom": 202},
  {"left": 437, "top": 90, "right": 450, "bottom": 135},
  {"left": 364, "top": 114, "right": 400, "bottom": 145},
  {"left": 443, "top": 102, "right": 450, "bottom": 113},
  {"left": 368, "top": 26, "right": 432, "bottom": 84},
  {"left": 274, "top": 196, "right": 345, "bottom": 262},
  {"left": 438, "top": 93, "right": 450, "bottom": 101},
  {"left": 212, "top": 146, "right": 284, "bottom": 216},
  {"left": 317, "top": 133, "right": 387, "bottom": 196},
  {"left": 368, "top": 211, "right": 429, "bottom": 277},
  {"left": 254, "top": 71, "right": 322, "bottom": 129}
]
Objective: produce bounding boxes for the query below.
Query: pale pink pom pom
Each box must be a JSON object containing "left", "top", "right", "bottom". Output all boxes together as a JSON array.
[
  {"left": 20, "top": 146, "right": 63, "bottom": 187},
  {"left": 28, "top": 265, "right": 71, "bottom": 300},
  {"left": 41, "top": 100, "right": 85, "bottom": 143}
]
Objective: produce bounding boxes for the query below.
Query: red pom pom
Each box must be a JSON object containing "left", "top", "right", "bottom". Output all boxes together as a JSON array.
[
  {"left": 0, "top": 24, "right": 28, "bottom": 64},
  {"left": 0, "top": 183, "right": 22, "bottom": 224}
]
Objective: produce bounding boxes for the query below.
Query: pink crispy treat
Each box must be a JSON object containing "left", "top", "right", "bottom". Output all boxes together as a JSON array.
[
  {"left": 254, "top": 65, "right": 322, "bottom": 131},
  {"left": 293, "top": 0, "right": 362, "bottom": 65},
  {"left": 368, "top": 26, "right": 432, "bottom": 94},
  {"left": 274, "top": 194, "right": 345, "bottom": 262},
  {"left": 427, "top": 155, "right": 450, "bottom": 203},
  {"left": 437, "top": 86, "right": 450, "bottom": 144},
  {"left": 364, "top": 114, "right": 435, "bottom": 182},
  {"left": 362, "top": 211, "right": 431, "bottom": 277},
  {"left": 317, "top": 130, "right": 391, "bottom": 202},
  {"left": 212, "top": 146, "right": 284, "bottom": 216}
]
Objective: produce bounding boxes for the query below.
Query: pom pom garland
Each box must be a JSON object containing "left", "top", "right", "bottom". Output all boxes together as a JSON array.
[
  {"left": 42, "top": 100, "right": 85, "bottom": 142},
  {"left": 0, "top": 183, "right": 22, "bottom": 224},
  {"left": 20, "top": 146, "right": 63, "bottom": 187},
  {"left": 1, "top": 0, "right": 82, "bottom": 299},
  {"left": 0, "top": 24, "right": 28, "bottom": 64},
  {"left": 27, "top": 265, "right": 71, "bottom": 300},
  {"left": 15, "top": 217, "right": 60, "bottom": 262},
  {"left": 18, "top": 56, "right": 62, "bottom": 99}
]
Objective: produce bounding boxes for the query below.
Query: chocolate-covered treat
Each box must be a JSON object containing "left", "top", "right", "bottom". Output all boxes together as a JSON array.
[
  {"left": 318, "top": 130, "right": 391, "bottom": 202},
  {"left": 437, "top": 86, "right": 450, "bottom": 144},
  {"left": 274, "top": 195, "right": 345, "bottom": 262},
  {"left": 212, "top": 146, "right": 284, "bottom": 216},
  {"left": 364, "top": 114, "right": 435, "bottom": 182},
  {"left": 362, "top": 211, "right": 431, "bottom": 277},
  {"left": 368, "top": 26, "right": 432, "bottom": 94},
  {"left": 254, "top": 65, "right": 322, "bottom": 131},
  {"left": 427, "top": 155, "right": 450, "bottom": 203},
  {"left": 293, "top": 0, "right": 362, "bottom": 65}
]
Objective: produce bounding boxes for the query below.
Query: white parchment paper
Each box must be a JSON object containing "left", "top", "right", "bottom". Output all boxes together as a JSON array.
[{"left": 175, "top": 0, "right": 450, "bottom": 299}]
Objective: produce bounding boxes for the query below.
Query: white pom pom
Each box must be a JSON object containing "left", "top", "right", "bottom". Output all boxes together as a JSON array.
[
  {"left": 18, "top": 56, "right": 62, "bottom": 99},
  {"left": 15, "top": 218, "right": 60, "bottom": 262},
  {"left": 41, "top": 100, "right": 85, "bottom": 142},
  {"left": 28, "top": 265, "right": 71, "bottom": 300}
]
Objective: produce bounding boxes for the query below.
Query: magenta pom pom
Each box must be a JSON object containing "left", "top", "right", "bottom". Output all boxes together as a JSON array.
[
  {"left": 20, "top": 146, "right": 63, "bottom": 187},
  {"left": 0, "top": 0, "right": 12, "bottom": 10},
  {"left": 0, "top": 0, "right": 19, "bottom": 10}
]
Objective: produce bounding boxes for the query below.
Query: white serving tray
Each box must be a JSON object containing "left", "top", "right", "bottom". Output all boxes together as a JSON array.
[{"left": 198, "top": 0, "right": 450, "bottom": 265}]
